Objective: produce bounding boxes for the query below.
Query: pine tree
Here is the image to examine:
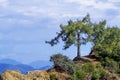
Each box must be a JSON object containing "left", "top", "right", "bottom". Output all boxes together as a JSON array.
[{"left": 46, "top": 14, "right": 93, "bottom": 60}]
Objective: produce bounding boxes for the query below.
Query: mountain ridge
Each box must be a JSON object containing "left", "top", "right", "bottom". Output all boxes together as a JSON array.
[
  {"left": 29, "top": 60, "right": 53, "bottom": 69},
  {"left": 0, "top": 63, "right": 35, "bottom": 74},
  {"left": 0, "top": 59, "right": 53, "bottom": 74}
]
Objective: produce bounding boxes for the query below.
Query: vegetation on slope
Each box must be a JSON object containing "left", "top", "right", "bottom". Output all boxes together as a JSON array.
[
  {"left": 49, "top": 53, "right": 120, "bottom": 80},
  {"left": 47, "top": 14, "right": 120, "bottom": 80}
]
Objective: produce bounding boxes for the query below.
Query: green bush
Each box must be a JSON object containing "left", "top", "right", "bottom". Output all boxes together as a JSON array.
[
  {"left": 50, "top": 74, "right": 57, "bottom": 80},
  {"left": 91, "top": 69, "right": 100, "bottom": 80},
  {"left": 50, "top": 53, "right": 118, "bottom": 79},
  {"left": 82, "top": 63, "right": 94, "bottom": 73},
  {"left": 71, "top": 70, "right": 86, "bottom": 80},
  {"left": 72, "top": 63, "right": 95, "bottom": 80},
  {"left": 50, "top": 53, "right": 75, "bottom": 74},
  {"left": 96, "top": 63, "right": 109, "bottom": 79},
  {"left": 94, "top": 27, "right": 120, "bottom": 62},
  {"left": 99, "top": 69, "right": 109, "bottom": 79},
  {"left": 101, "top": 57, "right": 119, "bottom": 73},
  {"left": 117, "top": 62, "right": 120, "bottom": 73}
]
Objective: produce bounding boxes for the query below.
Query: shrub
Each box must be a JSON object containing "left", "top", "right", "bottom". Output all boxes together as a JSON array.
[
  {"left": 100, "top": 69, "right": 109, "bottom": 79},
  {"left": 102, "top": 57, "right": 119, "bottom": 73},
  {"left": 96, "top": 63, "right": 109, "bottom": 79},
  {"left": 117, "top": 61, "right": 120, "bottom": 73},
  {"left": 71, "top": 63, "right": 95, "bottom": 80},
  {"left": 82, "top": 63, "right": 94, "bottom": 73},
  {"left": 91, "top": 69, "right": 100, "bottom": 80},
  {"left": 50, "top": 74, "right": 57, "bottom": 80},
  {"left": 50, "top": 53, "right": 75, "bottom": 74},
  {"left": 71, "top": 70, "right": 86, "bottom": 80}
]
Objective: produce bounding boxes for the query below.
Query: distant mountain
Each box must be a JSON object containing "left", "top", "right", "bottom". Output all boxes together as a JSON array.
[
  {"left": 15, "top": 64, "right": 35, "bottom": 74},
  {"left": 39, "top": 65, "right": 53, "bottom": 70},
  {"left": 29, "top": 60, "right": 53, "bottom": 69},
  {"left": 0, "top": 59, "right": 53, "bottom": 74},
  {"left": 0, "top": 63, "right": 35, "bottom": 74},
  {"left": 0, "top": 59, "right": 21, "bottom": 65}
]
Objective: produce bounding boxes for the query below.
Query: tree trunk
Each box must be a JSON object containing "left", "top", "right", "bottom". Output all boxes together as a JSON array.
[
  {"left": 73, "top": 32, "right": 81, "bottom": 61},
  {"left": 77, "top": 44, "right": 80, "bottom": 57},
  {"left": 77, "top": 32, "right": 80, "bottom": 57}
]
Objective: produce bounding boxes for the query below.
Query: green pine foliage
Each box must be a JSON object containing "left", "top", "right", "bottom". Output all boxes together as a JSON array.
[
  {"left": 92, "top": 27, "right": 120, "bottom": 74},
  {"left": 46, "top": 14, "right": 93, "bottom": 58},
  {"left": 94, "top": 27, "right": 120, "bottom": 62}
]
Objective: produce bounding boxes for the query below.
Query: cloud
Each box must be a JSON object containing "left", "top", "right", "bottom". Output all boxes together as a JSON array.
[
  {"left": 0, "top": 0, "right": 87, "bottom": 20},
  {"left": 64, "top": 0, "right": 96, "bottom": 6},
  {"left": 108, "top": 0, "right": 120, "bottom": 2},
  {"left": 108, "top": 15, "right": 120, "bottom": 26},
  {"left": 0, "top": 0, "right": 119, "bottom": 26},
  {"left": 64, "top": 0, "right": 117, "bottom": 10},
  {"left": 0, "top": 0, "right": 119, "bottom": 19},
  {"left": 0, "top": 0, "right": 9, "bottom": 7}
]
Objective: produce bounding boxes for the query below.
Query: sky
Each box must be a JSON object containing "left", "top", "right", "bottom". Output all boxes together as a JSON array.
[{"left": 0, "top": 0, "right": 120, "bottom": 64}]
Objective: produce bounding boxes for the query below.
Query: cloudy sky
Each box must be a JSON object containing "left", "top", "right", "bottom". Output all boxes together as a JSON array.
[{"left": 0, "top": 0, "right": 120, "bottom": 64}]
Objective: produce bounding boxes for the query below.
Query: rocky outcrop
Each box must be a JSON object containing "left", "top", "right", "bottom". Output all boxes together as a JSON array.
[{"left": 0, "top": 70, "right": 50, "bottom": 80}]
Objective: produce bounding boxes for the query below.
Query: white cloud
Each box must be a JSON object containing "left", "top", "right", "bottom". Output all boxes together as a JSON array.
[
  {"left": 0, "top": 0, "right": 119, "bottom": 19},
  {"left": 0, "top": 0, "right": 9, "bottom": 7},
  {"left": 0, "top": 18, "right": 34, "bottom": 29},
  {"left": 94, "top": 1, "right": 117, "bottom": 10},
  {"left": 0, "top": 0, "right": 119, "bottom": 28},
  {"left": 108, "top": 15, "right": 120, "bottom": 26},
  {"left": 64, "top": 0, "right": 117, "bottom": 10},
  {"left": 108, "top": 0, "right": 120, "bottom": 2},
  {"left": 65, "top": 0, "right": 96, "bottom": 6}
]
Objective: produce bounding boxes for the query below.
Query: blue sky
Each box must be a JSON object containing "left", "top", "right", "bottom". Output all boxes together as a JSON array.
[{"left": 0, "top": 0, "right": 120, "bottom": 64}]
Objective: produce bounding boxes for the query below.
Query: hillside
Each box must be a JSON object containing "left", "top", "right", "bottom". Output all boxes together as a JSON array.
[
  {"left": 0, "top": 70, "right": 70, "bottom": 80},
  {"left": 0, "top": 55, "right": 119, "bottom": 80},
  {"left": 0, "top": 63, "right": 119, "bottom": 80}
]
